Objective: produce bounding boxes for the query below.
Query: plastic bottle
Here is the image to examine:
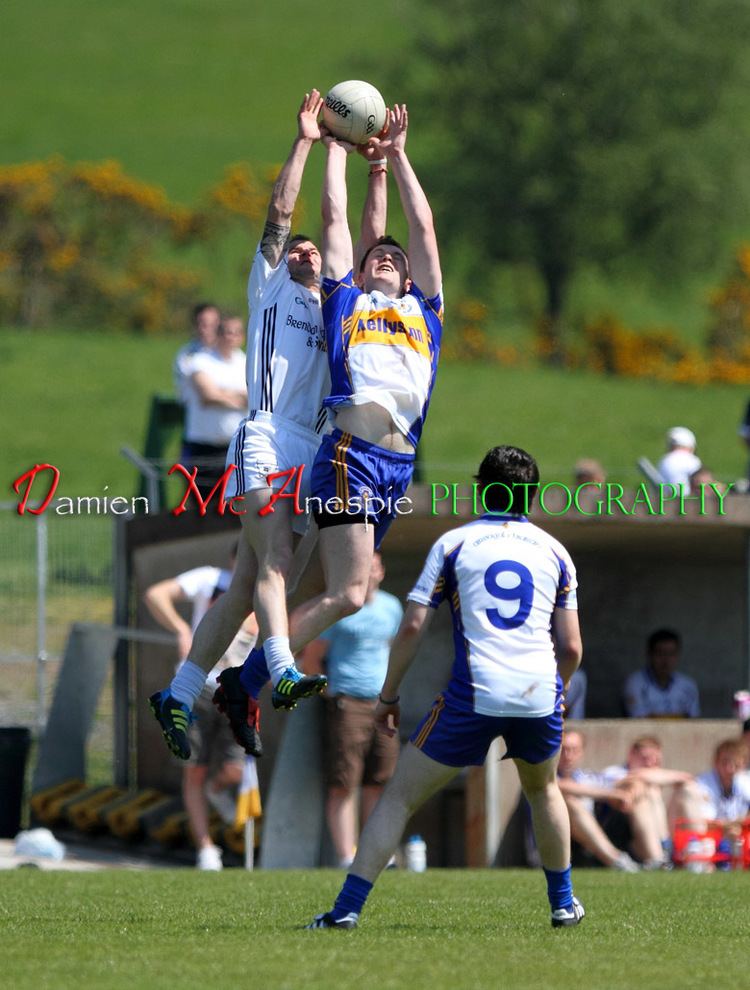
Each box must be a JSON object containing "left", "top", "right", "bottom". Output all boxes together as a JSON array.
[
  {"left": 716, "top": 838, "right": 732, "bottom": 871},
  {"left": 405, "top": 834, "right": 427, "bottom": 872}
]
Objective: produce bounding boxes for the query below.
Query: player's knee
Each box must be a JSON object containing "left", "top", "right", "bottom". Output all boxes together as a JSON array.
[{"left": 331, "top": 586, "right": 367, "bottom": 619}]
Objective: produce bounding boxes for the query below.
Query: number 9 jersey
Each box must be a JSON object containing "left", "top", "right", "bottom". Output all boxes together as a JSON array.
[{"left": 408, "top": 514, "right": 578, "bottom": 718}]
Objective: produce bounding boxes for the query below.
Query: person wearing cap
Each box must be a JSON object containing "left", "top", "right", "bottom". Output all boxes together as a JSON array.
[
  {"left": 657, "top": 427, "right": 701, "bottom": 493},
  {"left": 622, "top": 628, "right": 701, "bottom": 718}
]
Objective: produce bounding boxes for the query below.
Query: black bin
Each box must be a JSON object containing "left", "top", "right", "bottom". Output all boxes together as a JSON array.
[{"left": 0, "top": 727, "right": 32, "bottom": 837}]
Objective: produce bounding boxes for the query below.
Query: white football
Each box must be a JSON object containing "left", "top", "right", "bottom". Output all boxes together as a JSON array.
[{"left": 323, "top": 80, "right": 387, "bottom": 146}]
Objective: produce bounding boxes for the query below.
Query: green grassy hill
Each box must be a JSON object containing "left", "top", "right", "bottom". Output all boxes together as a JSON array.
[
  {"left": 3, "top": 1, "right": 749, "bottom": 500},
  {"left": 2, "top": 328, "right": 746, "bottom": 499},
  {"left": 3, "top": 0, "right": 745, "bottom": 328}
]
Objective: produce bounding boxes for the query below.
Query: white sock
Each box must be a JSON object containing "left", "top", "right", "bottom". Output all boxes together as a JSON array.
[
  {"left": 264, "top": 636, "right": 296, "bottom": 684},
  {"left": 169, "top": 660, "right": 207, "bottom": 708}
]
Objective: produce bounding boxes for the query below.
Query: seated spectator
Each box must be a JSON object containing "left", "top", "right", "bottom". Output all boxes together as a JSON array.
[
  {"left": 689, "top": 467, "right": 727, "bottom": 497},
  {"left": 573, "top": 458, "right": 606, "bottom": 485},
  {"left": 557, "top": 730, "right": 641, "bottom": 871},
  {"left": 143, "top": 546, "right": 257, "bottom": 871},
  {"left": 598, "top": 736, "right": 692, "bottom": 867},
  {"left": 174, "top": 302, "right": 221, "bottom": 403},
  {"left": 669, "top": 739, "right": 750, "bottom": 836},
  {"left": 564, "top": 667, "right": 587, "bottom": 719},
  {"left": 181, "top": 314, "right": 247, "bottom": 496},
  {"left": 657, "top": 426, "right": 701, "bottom": 493},
  {"left": 622, "top": 628, "right": 700, "bottom": 718}
]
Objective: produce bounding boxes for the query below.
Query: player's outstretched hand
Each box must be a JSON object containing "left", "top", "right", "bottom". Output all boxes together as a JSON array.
[
  {"left": 379, "top": 104, "right": 408, "bottom": 157},
  {"left": 357, "top": 134, "right": 388, "bottom": 163},
  {"left": 375, "top": 699, "right": 400, "bottom": 737},
  {"left": 298, "top": 89, "right": 324, "bottom": 142},
  {"left": 321, "top": 128, "right": 357, "bottom": 154}
]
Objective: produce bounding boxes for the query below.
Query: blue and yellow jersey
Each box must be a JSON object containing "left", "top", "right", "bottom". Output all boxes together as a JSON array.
[{"left": 321, "top": 271, "right": 443, "bottom": 447}]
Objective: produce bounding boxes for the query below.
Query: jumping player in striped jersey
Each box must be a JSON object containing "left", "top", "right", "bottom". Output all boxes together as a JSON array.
[
  {"left": 307, "top": 446, "right": 585, "bottom": 930},
  {"left": 229, "top": 105, "right": 444, "bottom": 735},
  {"left": 150, "top": 90, "right": 388, "bottom": 761}
]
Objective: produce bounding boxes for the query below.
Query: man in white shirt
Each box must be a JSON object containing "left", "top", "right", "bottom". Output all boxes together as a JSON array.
[
  {"left": 181, "top": 315, "right": 247, "bottom": 496},
  {"left": 657, "top": 426, "right": 701, "bottom": 493},
  {"left": 670, "top": 738, "right": 750, "bottom": 834},
  {"left": 173, "top": 302, "right": 221, "bottom": 402},
  {"left": 622, "top": 628, "right": 700, "bottom": 718}
]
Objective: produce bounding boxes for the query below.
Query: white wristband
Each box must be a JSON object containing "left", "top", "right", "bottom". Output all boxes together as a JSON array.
[{"left": 369, "top": 158, "right": 387, "bottom": 167}]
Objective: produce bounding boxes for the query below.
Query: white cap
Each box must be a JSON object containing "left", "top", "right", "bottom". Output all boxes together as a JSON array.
[{"left": 667, "top": 426, "right": 696, "bottom": 450}]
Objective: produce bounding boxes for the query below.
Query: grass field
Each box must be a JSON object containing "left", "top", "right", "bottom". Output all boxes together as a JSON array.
[
  {"left": 2, "top": 869, "right": 748, "bottom": 990},
  {"left": 2, "top": 327, "right": 748, "bottom": 499}
]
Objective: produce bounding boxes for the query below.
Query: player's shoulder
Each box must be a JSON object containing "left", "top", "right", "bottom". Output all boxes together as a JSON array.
[
  {"left": 429, "top": 522, "right": 472, "bottom": 557},
  {"left": 321, "top": 270, "right": 357, "bottom": 302}
]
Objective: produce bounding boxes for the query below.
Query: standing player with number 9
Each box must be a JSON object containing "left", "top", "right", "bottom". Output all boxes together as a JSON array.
[{"left": 307, "top": 445, "right": 585, "bottom": 931}]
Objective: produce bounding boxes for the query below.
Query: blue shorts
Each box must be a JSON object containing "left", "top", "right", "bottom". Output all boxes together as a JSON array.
[
  {"left": 310, "top": 429, "right": 414, "bottom": 549},
  {"left": 410, "top": 691, "right": 563, "bottom": 767}
]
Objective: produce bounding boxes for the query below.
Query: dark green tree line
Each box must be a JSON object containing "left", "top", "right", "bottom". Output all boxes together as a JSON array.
[{"left": 394, "top": 0, "right": 750, "bottom": 354}]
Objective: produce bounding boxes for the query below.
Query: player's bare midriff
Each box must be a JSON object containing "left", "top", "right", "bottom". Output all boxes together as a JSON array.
[{"left": 334, "top": 403, "right": 415, "bottom": 454}]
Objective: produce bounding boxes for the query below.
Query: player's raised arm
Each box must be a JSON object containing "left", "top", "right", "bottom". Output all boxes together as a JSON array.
[
  {"left": 321, "top": 136, "right": 355, "bottom": 280},
  {"left": 353, "top": 142, "right": 388, "bottom": 273},
  {"left": 261, "top": 89, "right": 323, "bottom": 269},
  {"left": 382, "top": 105, "right": 441, "bottom": 298}
]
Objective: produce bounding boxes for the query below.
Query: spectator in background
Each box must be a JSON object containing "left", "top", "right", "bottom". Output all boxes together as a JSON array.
[
  {"left": 689, "top": 466, "right": 722, "bottom": 496},
  {"left": 181, "top": 314, "right": 247, "bottom": 496},
  {"left": 174, "top": 302, "right": 221, "bottom": 403},
  {"left": 598, "top": 736, "right": 692, "bottom": 868},
  {"left": 300, "top": 553, "right": 403, "bottom": 868},
  {"left": 622, "top": 628, "right": 700, "bottom": 718},
  {"left": 658, "top": 427, "right": 701, "bottom": 493},
  {"left": 669, "top": 738, "right": 750, "bottom": 834},
  {"left": 573, "top": 459, "right": 606, "bottom": 486},
  {"left": 557, "top": 730, "right": 641, "bottom": 871},
  {"left": 144, "top": 548, "right": 258, "bottom": 870}
]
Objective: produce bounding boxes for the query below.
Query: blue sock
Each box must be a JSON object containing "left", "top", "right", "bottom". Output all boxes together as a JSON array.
[
  {"left": 239, "top": 646, "right": 269, "bottom": 700},
  {"left": 330, "top": 873, "right": 373, "bottom": 920},
  {"left": 543, "top": 866, "right": 573, "bottom": 912}
]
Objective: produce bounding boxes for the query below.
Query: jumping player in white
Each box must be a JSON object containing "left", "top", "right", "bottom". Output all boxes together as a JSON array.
[
  {"left": 150, "top": 90, "right": 388, "bottom": 760},
  {"left": 307, "top": 445, "right": 585, "bottom": 930},
  {"left": 224, "top": 105, "right": 444, "bottom": 750}
]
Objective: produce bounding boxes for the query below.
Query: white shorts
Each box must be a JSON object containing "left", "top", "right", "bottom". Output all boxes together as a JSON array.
[{"left": 224, "top": 411, "right": 323, "bottom": 534}]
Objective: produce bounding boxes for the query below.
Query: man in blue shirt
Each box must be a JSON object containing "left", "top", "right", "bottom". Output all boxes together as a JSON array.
[{"left": 302, "top": 552, "right": 403, "bottom": 867}]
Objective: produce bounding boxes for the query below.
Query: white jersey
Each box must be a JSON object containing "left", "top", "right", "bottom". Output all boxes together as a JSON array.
[
  {"left": 409, "top": 515, "right": 577, "bottom": 718},
  {"left": 183, "top": 347, "right": 246, "bottom": 444},
  {"left": 246, "top": 247, "right": 330, "bottom": 434}
]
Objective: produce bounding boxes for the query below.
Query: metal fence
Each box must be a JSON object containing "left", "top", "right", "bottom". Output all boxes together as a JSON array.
[{"left": 0, "top": 502, "right": 113, "bottom": 731}]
